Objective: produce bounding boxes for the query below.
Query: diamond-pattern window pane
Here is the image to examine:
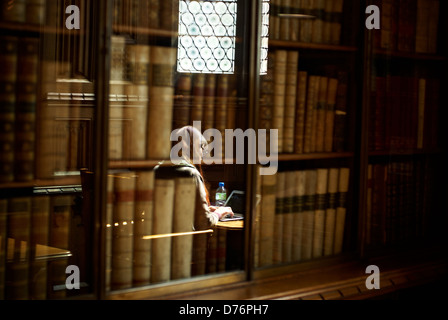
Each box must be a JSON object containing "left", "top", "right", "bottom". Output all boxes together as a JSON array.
[
  {"left": 260, "top": 0, "right": 270, "bottom": 75},
  {"left": 177, "top": 0, "right": 237, "bottom": 74}
]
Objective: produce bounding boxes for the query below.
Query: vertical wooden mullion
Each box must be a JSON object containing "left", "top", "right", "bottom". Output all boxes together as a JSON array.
[{"left": 92, "top": 0, "right": 113, "bottom": 300}]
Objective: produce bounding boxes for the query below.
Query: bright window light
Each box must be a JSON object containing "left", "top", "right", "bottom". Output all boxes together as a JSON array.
[
  {"left": 177, "top": 0, "right": 237, "bottom": 74},
  {"left": 260, "top": 0, "right": 270, "bottom": 75}
]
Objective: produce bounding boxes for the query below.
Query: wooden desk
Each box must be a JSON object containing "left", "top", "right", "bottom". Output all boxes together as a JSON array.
[
  {"left": 7, "top": 238, "right": 72, "bottom": 262},
  {"left": 216, "top": 219, "right": 244, "bottom": 230}
]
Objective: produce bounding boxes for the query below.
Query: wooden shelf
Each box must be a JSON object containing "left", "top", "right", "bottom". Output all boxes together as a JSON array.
[
  {"left": 368, "top": 149, "right": 442, "bottom": 157},
  {"left": 0, "top": 21, "right": 42, "bottom": 33},
  {"left": 373, "top": 49, "right": 447, "bottom": 61},
  {"left": 277, "top": 152, "right": 354, "bottom": 161},
  {"left": 0, "top": 176, "right": 82, "bottom": 190},
  {"left": 109, "top": 153, "right": 354, "bottom": 169},
  {"left": 113, "top": 25, "right": 177, "bottom": 38},
  {"left": 269, "top": 40, "right": 358, "bottom": 52},
  {"left": 109, "top": 159, "right": 170, "bottom": 169}
]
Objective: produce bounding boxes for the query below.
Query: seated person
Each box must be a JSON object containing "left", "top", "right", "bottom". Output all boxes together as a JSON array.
[{"left": 154, "top": 125, "right": 234, "bottom": 228}]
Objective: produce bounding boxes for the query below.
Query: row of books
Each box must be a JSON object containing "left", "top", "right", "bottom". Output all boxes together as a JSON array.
[
  {"left": 0, "top": 35, "right": 95, "bottom": 182},
  {"left": 269, "top": 0, "right": 344, "bottom": 45},
  {"left": 254, "top": 167, "right": 350, "bottom": 268},
  {"left": 0, "top": 36, "right": 39, "bottom": 183},
  {"left": 113, "top": 0, "right": 178, "bottom": 34},
  {"left": 0, "top": 194, "right": 80, "bottom": 300},
  {"left": 260, "top": 49, "right": 348, "bottom": 155},
  {"left": 110, "top": 37, "right": 241, "bottom": 162},
  {"left": 366, "top": 159, "right": 435, "bottom": 247},
  {"left": 107, "top": 170, "right": 228, "bottom": 290},
  {"left": 0, "top": 0, "right": 45, "bottom": 25},
  {"left": 373, "top": 0, "right": 440, "bottom": 54},
  {"left": 368, "top": 75, "right": 440, "bottom": 151}
]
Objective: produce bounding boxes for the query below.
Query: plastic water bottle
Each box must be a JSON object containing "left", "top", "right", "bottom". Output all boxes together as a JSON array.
[{"left": 215, "top": 182, "right": 227, "bottom": 206}]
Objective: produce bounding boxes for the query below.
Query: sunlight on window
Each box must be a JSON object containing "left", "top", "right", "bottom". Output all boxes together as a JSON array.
[
  {"left": 260, "top": 0, "right": 270, "bottom": 75},
  {"left": 177, "top": 0, "right": 237, "bottom": 74}
]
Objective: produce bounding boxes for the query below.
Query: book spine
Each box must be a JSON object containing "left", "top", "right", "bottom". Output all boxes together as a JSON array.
[
  {"left": 202, "top": 74, "right": 216, "bottom": 132},
  {"left": 324, "top": 168, "right": 339, "bottom": 256},
  {"left": 109, "top": 83, "right": 126, "bottom": 160},
  {"left": 260, "top": 53, "right": 275, "bottom": 153},
  {"left": 173, "top": 74, "right": 192, "bottom": 131},
  {"left": 273, "top": 171, "right": 285, "bottom": 264},
  {"left": 303, "top": 75, "right": 318, "bottom": 153},
  {"left": 191, "top": 74, "right": 205, "bottom": 123},
  {"left": 374, "top": 76, "right": 386, "bottom": 151},
  {"left": 324, "top": 78, "right": 338, "bottom": 153},
  {"left": 415, "top": 0, "right": 430, "bottom": 53},
  {"left": 270, "top": 0, "right": 281, "bottom": 40},
  {"left": 226, "top": 78, "right": 237, "bottom": 135},
  {"left": 6, "top": 197, "right": 31, "bottom": 300},
  {"left": 381, "top": 0, "right": 395, "bottom": 50},
  {"left": 133, "top": 170, "right": 154, "bottom": 286},
  {"left": 147, "top": 46, "right": 177, "bottom": 160},
  {"left": 294, "top": 71, "right": 308, "bottom": 154},
  {"left": 253, "top": 168, "right": 262, "bottom": 268},
  {"left": 315, "top": 76, "right": 328, "bottom": 152},
  {"left": 148, "top": 0, "right": 160, "bottom": 29},
  {"left": 282, "top": 171, "right": 295, "bottom": 263},
  {"left": 123, "top": 44, "right": 150, "bottom": 160},
  {"left": 299, "top": 0, "right": 312, "bottom": 43},
  {"left": 159, "top": 1, "right": 178, "bottom": 31},
  {"left": 333, "top": 71, "right": 348, "bottom": 152},
  {"left": 258, "top": 173, "right": 277, "bottom": 267},
  {"left": 123, "top": 83, "right": 148, "bottom": 160},
  {"left": 172, "top": 177, "right": 196, "bottom": 280},
  {"left": 272, "top": 50, "right": 288, "bottom": 154},
  {"left": 0, "top": 37, "right": 18, "bottom": 183},
  {"left": 292, "top": 170, "right": 306, "bottom": 261},
  {"left": 151, "top": 178, "right": 174, "bottom": 283},
  {"left": 330, "top": 0, "right": 344, "bottom": 45},
  {"left": 216, "top": 75, "right": 229, "bottom": 152},
  {"left": 312, "top": 168, "right": 328, "bottom": 258},
  {"left": 312, "top": 0, "right": 325, "bottom": 44},
  {"left": 398, "top": 0, "right": 416, "bottom": 53},
  {"left": 26, "top": 0, "right": 46, "bottom": 25},
  {"left": 283, "top": 51, "right": 299, "bottom": 154},
  {"left": 109, "top": 36, "right": 128, "bottom": 160},
  {"left": 111, "top": 172, "right": 136, "bottom": 290},
  {"left": 15, "top": 38, "right": 39, "bottom": 182},
  {"left": 301, "top": 170, "right": 316, "bottom": 260},
  {"left": 279, "top": 0, "right": 291, "bottom": 41},
  {"left": 427, "top": 0, "right": 439, "bottom": 54},
  {"left": 334, "top": 168, "right": 350, "bottom": 255},
  {"left": 322, "top": 0, "right": 333, "bottom": 45},
  {"left": 289, "top": 0, "right": 301, "bottom": 41}
]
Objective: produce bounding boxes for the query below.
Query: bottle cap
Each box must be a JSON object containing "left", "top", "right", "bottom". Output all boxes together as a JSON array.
[{"left": 219, "top": 182, "right": 224, "bottom": 187}]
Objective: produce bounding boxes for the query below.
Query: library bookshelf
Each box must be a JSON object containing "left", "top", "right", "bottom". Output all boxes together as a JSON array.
[{"left": 0, "top": 0, "right": 447, "bottom": 301}]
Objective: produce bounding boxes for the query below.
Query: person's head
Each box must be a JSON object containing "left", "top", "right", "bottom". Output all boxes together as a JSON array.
[{"left": 170, "top": 125, "right": 208, "bottom": 165}]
